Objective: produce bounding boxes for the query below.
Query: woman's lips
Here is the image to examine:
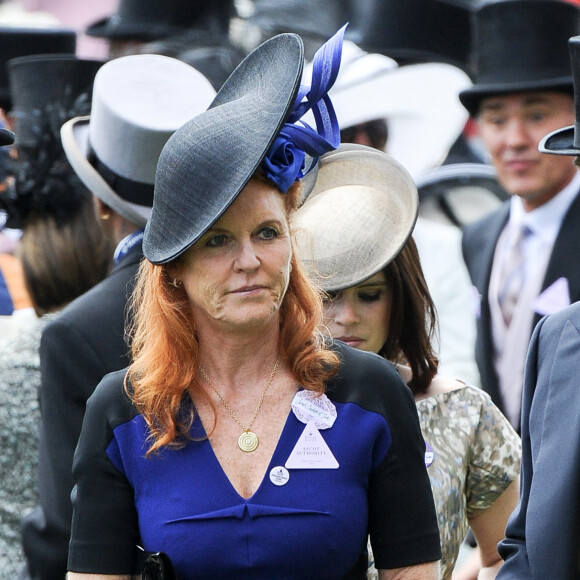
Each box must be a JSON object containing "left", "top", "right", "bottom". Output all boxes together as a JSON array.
[{"left": 336, "top": 336, "right": 364, "bottom": 348}]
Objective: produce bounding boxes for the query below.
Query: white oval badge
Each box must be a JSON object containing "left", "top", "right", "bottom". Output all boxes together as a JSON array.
[{"left": 291, "top": 390, "right": 337, "bottom": 429}]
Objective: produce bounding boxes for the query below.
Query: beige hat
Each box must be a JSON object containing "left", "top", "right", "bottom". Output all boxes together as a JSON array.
[{"left": 293, "top": 143, "right": 418, "bottom": 291}]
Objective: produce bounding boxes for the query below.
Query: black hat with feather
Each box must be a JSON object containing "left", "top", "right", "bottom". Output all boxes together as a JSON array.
[{"left": 0, "top": 55, "right": 103, "bottom": 229}]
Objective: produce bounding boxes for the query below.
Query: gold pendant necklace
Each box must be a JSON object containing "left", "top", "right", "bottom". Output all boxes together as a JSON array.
[{"left": 199, "top": 357, "right": 280, "bottom": 453}]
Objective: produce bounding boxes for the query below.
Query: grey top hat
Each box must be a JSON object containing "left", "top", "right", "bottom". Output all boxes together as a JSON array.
[
  {"left": 459, "top": 0, "right": 580, "bottom": 116},
  {"left": 61, "top": 54, "right": 216, "bottom": 227},
  {"left": 293, "top": 144, "right": 418, "bottom": 292},
  {"left": 0, "top": 27, "right": 76, "bottom": 111},
  {"left": 540, "top": 36, "right": 580, "bottom": 156}
]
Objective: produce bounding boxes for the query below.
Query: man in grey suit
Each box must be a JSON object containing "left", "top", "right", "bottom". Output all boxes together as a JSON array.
[
  {"left": 498, "top": 36, "right": 580, "bottom": 577},
  {"left": 460, "top": 0, "right": 580, "bottom": 429}
]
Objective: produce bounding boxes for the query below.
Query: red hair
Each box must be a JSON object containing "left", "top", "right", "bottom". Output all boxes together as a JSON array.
[{"left": 127, "top": 178, "right": 338, "bottom": 455}]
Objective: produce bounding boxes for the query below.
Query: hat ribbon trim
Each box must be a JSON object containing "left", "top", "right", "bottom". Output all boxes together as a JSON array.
[
  {"left": 261, "top": 24, "right": 346, "bottom": 193},
  {"left": 87, "top": 147, "right": 154, "bottom": 207}
]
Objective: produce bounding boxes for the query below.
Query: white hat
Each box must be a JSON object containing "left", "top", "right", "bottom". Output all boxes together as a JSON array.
[
  {"left": 293, "top": 143, "right": 418, "bottom": 291},
  {"left": 61, "top": 54, "right": 216, "bottom": 226},
  {"left": 303, "top": 41, "right": 472, "bottom": 179}
]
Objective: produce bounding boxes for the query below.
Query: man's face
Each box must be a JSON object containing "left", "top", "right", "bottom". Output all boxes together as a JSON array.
[{"left": 478, "top": 91, "right": 576, "bottom": 211}]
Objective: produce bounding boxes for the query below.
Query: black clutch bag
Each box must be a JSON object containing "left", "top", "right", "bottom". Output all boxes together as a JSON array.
[{"left": 135, "top": 546, "right": 178, "bottom": 580}]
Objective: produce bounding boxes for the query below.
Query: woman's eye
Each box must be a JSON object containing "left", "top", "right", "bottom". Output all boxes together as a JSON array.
[
  {"left": 258, "top": 227, "right": 279, "bottom": 240},
  {"left": 359, "top": 292, "right": 382, "bottom": 302},
  {"left": 206, "top": 234, "right": 228, "bottom": 247}
]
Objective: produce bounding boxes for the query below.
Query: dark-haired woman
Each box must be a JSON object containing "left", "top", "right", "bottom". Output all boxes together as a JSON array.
[{"left": 293, "top": 144, "right": 521, "bottom": 580}]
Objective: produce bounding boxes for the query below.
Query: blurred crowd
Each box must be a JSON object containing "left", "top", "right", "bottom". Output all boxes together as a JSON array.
[{"left": 0, "top": 0, "right": 578, "bottom": 578}]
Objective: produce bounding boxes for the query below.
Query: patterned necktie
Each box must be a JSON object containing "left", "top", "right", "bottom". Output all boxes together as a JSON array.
[{"left": 498, "top": 225, "right": 531, "bottom": 327}]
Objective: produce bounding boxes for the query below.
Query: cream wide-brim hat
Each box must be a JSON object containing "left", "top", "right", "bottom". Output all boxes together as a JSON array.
[
  {"left": 293, "top": 143, "right": 418, "bottom": 292},
  {"left": 302, "top": 41, "right": 471, "bottom": 180},
  {"left": 61, "top": 53, "right": 216, "bottom": 227}
]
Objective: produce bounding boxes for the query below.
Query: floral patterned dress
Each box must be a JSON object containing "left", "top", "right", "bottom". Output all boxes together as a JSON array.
[{"left": 368, "top": 384, "right": 521, "bottom": 579}]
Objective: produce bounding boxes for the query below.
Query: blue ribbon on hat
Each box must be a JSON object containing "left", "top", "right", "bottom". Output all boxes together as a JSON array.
[{"left": 262, "top": 24, "right": 347, "bottom": 193}]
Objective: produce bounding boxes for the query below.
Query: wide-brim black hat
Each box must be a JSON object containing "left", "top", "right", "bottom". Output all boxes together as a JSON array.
[
  {"left": 0, "top": 27, "right": 76, "bottom": 111},
  {"left": 347, "top": 0, "right": 472, "bottom": 74},
  {"left": 86, "top": 0, "right": 233, "bottom": 41},
  {"left": 143, "top": 33, "right": 304, "bottom": 265},
  {"left": 540, "top": 36, "right": 580, "bottom": 156},
  {"left": 459, "top": 0, "right": 580, "bottom": 116}
]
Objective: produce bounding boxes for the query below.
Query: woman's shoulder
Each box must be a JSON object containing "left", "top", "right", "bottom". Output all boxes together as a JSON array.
[
  {"left": 418, "top": 381, "right": 516, "bottom": 436},
  {"left": 326, "top": 340, "right": 416, "bottom": 416},
  {"left": 85, "top": 368, "right": 138, "bottom": 429}
]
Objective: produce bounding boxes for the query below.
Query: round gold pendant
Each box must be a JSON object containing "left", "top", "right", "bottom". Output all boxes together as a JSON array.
[{"left": 238, "top": 430, "right": 259, "bottom": 452}]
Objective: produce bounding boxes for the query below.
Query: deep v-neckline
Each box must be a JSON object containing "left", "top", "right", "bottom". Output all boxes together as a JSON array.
[{"left": 196, "top": 408, "right": 295, "bottom": 501}]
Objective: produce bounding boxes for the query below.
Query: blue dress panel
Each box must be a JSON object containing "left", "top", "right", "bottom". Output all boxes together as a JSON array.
[{"left": 68, "top": 343, "right": 441, "bottom": 579}]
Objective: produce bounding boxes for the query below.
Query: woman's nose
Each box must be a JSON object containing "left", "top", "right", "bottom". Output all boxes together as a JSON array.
[
  {"left": 332, "top": 299, "right": 359, "bottom": 326},
  {"left": 234, "top": 239, "right": 260, "bottom": 271}
]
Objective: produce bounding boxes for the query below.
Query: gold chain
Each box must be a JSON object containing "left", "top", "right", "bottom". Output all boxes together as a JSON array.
[{"left": 199, "top": 357, "right": 281, "bottom": 433}]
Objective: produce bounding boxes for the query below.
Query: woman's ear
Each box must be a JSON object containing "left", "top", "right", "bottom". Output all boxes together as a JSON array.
[
  {"left": 165, "top": 260, "right": 182, "bottom": 282},
  {"left": 94, "top": 198, "right": 113, "bottom": 221}
]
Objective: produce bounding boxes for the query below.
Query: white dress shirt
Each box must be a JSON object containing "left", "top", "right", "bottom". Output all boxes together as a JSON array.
[{"left": 490, "top": 172, "right": 580, "bottom": 426}]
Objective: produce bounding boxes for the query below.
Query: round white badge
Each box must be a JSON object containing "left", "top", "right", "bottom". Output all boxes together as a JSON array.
[
  {"left": 291, "top": 390, "right": 337, "bottom": 429},
  {"left": 269, "top": 466, "right": 290, "bottom": 486}
]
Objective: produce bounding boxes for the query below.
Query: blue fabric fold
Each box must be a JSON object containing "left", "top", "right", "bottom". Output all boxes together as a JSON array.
[
  {"left": 165, "top": 503, "right": 329, "bottom": 524},
  {"left": 262, "top": 24, "right": 347, "bottom": 193}
]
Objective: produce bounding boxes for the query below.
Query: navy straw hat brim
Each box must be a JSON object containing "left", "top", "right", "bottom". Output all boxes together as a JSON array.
[
  {"left": 144, "top": 33, "right": 304, "bottom": 265},
  {"left": 459, "top": 76, "right": 573, "bottom": 117},
  {"left": 539, "top": 126, "right": 579, "bottom": 156}
]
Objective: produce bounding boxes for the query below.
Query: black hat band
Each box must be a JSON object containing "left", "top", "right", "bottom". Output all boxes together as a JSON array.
[{"left": 88, "top": 147, "right": 154, "bottom": 207}]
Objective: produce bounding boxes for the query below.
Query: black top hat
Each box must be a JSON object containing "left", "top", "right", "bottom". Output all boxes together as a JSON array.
[
  {"left": 540, "top": 36, "right": 580, "bottom": 155},
  {"left": 459, "top": 0, "right": 580, "bottom": 116},
  {"left": 248, "top": 0, "right": 350, "bottom": 57},
  {"left": 347, "top": 0, "right": 473, "bottom": 73},
  {"left": 0, "top": 55, "right": 103, "bottom": 230},
  {"left": 0, "top": 27, "right": 76, "bottom": 111},
  {"left": 86, "top": 0, "right": 234, "bottom": 41},
  {"left": 8, "top": 54, "right": 103, "bottom": 149}
]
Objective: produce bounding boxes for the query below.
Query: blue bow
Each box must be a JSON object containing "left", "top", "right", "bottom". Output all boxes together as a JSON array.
[{"left": 262, "top": 24, "right": 347, "bottom": 193}]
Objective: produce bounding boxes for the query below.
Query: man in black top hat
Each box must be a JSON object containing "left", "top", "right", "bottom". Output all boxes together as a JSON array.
[
  {"left": 496, "top": 36, "right": 580, "bottom": 579},
  {"left": 85, "top": 0, "right": 236, "bottom": 59},
  {"left": 460, "top": 0, "right": 580, "bottom": 431}
]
